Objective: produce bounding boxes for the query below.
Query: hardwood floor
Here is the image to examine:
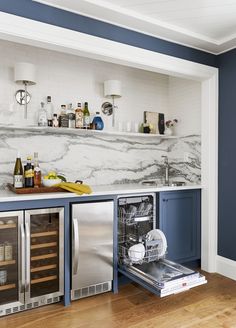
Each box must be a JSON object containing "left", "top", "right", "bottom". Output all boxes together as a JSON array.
[{"left": 0, "top": 272, "right": 236, "bottom": 328}]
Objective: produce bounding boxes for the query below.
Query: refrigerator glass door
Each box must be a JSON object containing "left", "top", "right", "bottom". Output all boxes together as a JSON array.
[
  {"left": 72, "top": 201, "right": 113, "bottom": 297},
  {"left": 25, "top": 208, "right": 64, "bottom": 304},
  {"left": 0, "top": 211, "right": 24, "bottom": 315}
]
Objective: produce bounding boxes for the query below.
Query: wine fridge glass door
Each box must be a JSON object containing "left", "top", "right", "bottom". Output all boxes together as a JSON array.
[
  {"left": 25, "top": 208, "right": 64, "bottom": 304},
  {"left": 0, "top": 211, "right": 24, "bottom": 314}
]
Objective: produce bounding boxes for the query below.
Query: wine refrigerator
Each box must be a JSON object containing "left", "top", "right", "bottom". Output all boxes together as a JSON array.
[{"left": 0, "top": 208, "right": 64, "bottom": 317}]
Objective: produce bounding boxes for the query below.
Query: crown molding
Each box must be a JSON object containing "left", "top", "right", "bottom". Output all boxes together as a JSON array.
[{"left": 33, "top": 0, "right": 236, "bottom": 54}]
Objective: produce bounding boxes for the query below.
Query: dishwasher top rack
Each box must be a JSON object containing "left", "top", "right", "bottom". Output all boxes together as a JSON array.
[{"left": 118, "top": 201, "right": 154, "bottom": 226}]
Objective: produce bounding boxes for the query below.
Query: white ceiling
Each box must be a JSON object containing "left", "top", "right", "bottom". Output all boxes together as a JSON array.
[{"left": 34, "top": 0, "right": 236, "bottom": 54}]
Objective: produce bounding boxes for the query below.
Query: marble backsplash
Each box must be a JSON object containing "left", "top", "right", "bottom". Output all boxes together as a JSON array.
[{"left": 0, "top": 127, "right": 201, "bottom": 188}]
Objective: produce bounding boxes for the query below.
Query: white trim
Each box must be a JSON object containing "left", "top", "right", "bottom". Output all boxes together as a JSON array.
[
  {"left": 0, "top": 12, "right": 218, "bottom": 272},
  {"left": 217, "top": 256, "right": 236, "bottom": 281},
  {"left": 201, "top": 74, "right": 218, "bottom": 272},
  {"left": 33, "top": 0, "right": 236, "bottom": 54}
]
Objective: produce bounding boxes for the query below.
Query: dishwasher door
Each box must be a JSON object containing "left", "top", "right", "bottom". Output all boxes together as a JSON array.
[{"left": 71, "top": 201, "right": 114, "bottom": 300}]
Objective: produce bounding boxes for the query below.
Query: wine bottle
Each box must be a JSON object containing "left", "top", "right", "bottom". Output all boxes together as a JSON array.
[
  {"left": 13, "top": 152, "right": 23, "bottom": 188},
  {"left": 83, "top": 102, "right": 90, "bottom": 129},
  {"left": 158, "top": 113, "right": 165, "bottom": 135},
  {"left": 34, "top": 152, "right": 41, "bottom": 187},
  {"left": 24, "top": 156, "right": 34, "bottom": 188},
  {"left": 75, "top": 102, "right": 83, "bottom": 129}
]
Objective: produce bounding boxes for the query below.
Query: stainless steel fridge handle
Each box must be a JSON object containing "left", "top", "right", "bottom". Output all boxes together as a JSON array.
[
  {"left": 20, "top": 223, "right": 26, "bottom": 293},
  {"left": 72, "top": 218, "right": 79, "bottom": 275},
  {"left": 25, "top": 221, "right": 31, "bottom": 293}
]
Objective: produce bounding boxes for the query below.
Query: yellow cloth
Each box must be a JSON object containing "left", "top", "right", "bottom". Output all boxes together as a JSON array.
[{"left": 55, "top": 182, "right": 92, "bottom": 195}]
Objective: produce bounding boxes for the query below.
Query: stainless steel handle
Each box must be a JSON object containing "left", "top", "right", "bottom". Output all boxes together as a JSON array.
[
  {"left": 72, "top": 218, "right": 79, "bottom": 275},
  {"left": 25, "top": 221, "right": 31, "bottom": 293},
  {"left": 20, "top": 223, "right": 26, "bottom": 293}
]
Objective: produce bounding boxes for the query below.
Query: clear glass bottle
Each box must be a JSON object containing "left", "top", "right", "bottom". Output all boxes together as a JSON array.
[
  {"left": 52, "top": 113, "right": 59, "bottom": 127},
  {"left": 38, "top": 102, "right": 47, "bottom": 127},
  {"left": 75, "top": 102, "right": 84, "bottom": 129},
  {"left": 34, "top": 152, "right": 41, "bottom": 187}
]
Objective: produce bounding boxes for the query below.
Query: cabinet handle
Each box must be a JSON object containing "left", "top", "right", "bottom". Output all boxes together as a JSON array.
[
  {"left": 72, "top": 218, "right": 79, "bottom": 276},
  {"left": 20, "top": 223, "right": 26, "bottom": 293},
  {"left": 163, "top": 199, "right": 166, "bottom": 202},
  {"left": 25, "top": 221, "right": 30, "bottom": 293}
]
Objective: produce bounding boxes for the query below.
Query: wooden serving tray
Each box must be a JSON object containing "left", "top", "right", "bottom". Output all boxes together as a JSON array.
[{"left": 7, "top": 183, "right": 66, "bottom": 194}]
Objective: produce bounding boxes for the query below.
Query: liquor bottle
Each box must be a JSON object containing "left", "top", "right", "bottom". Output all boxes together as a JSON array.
[
  {"left": 67, "top": 103, "right": 75, "bottom": 129},
  {"left": 75, "top": 102, "right": 83, "bottom": 129},
  {"left": 52, "top": 113, "right": 59, "bottom": 127},
  {"left": 158, "top": 113, "right": 165, "bottom": 135},
  {"left": 34, "top": 152, "right": 41, "bottom": 187},
  {"left": 83, "top": 102, "right": 90, "bottom": 129},
  {"left": 59, "top": 105, "right": 69, "bottom": 128},
  {"left": 13, "top": 152, "right": 23, "bottom": 188},
  {"left": 38, "top": 102, "right": 48, "bottom": 127},
  {"left": 92, "top": 112, "right": 104, "bottom": 130},
  {"left": 46, "top": 96, "right": 53, "bottom": 127},
  {"left": 24, "top": 156, "right": 34, "bottom": 188}
]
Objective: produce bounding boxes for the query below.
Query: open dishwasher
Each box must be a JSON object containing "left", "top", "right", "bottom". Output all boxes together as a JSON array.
[{"left": 118, "top": 194, "right": 206, "bottom": 297}]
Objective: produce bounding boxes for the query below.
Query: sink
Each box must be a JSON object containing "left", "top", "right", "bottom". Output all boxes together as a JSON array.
[
  {"left": 141, "top": 180, "right": 164, "bottom": 186},
  {"left": 141, "top": 180, "right": 186, "bottom": 187}
]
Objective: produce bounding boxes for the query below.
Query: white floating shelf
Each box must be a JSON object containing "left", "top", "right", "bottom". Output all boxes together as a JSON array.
[{"left": 0, "top": 125, "right": 178, "bottom": 139}]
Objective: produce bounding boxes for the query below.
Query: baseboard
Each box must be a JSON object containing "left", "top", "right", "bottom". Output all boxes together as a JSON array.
[{"left": 216, "top": 255, "right": 236, "bottom": 281}]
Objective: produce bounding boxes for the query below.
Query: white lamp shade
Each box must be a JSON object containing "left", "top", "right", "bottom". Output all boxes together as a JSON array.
[
  {"left": 14, "top": 62, "right": 36, "bottom": 85},
  {"left": 104, "top": 80, "right": 121, "bottom": 98}
]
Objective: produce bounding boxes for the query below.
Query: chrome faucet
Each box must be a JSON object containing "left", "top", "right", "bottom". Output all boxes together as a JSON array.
[{"left": 162, "top": 156, "right": 169, "bottom": 186}]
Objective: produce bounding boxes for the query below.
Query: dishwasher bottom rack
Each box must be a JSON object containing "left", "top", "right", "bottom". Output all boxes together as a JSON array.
[{"left": 119, "top": 239, "right": 165, "bottom": 265}]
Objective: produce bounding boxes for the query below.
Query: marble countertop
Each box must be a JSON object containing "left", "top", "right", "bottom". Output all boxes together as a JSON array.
[{"left": 0, "top": 184, "right": 202, "bottom": 203}]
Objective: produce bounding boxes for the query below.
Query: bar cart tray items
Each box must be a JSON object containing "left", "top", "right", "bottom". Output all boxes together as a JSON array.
[{"left": 7, "top": 183, "right": 66, "bottom": 194}]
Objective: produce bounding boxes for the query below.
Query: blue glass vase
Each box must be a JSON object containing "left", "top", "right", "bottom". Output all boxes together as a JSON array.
[{"left": 92, "top": 112, "right": 104, "bottom": 130}]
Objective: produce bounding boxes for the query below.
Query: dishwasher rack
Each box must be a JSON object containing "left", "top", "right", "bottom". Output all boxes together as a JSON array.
[
  {"left": 118, "top": 194, "right": 160, "bottom": 265},
  {"left": 119, "top": 238, "right": 165, "bottom": 265}
]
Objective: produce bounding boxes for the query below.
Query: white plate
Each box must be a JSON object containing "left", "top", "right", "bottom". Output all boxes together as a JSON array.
[
  {"left": 146, "top": 229, "right": 167, "bottom": 258},
  {"left": 128, "top": 243, "right": 145, "bottom": 263}
]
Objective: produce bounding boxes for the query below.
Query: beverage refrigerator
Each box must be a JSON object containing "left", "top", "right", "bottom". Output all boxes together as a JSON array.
[{"left": 0, "top": 208, "right": 64, "bottom": 317}]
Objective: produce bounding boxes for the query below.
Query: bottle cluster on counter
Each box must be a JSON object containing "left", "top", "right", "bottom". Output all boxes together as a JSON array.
[
  {"left": 13, "top": 152, "right": 41, "bottom": 189},
  {"left": 38, "top": 96, "right": 104, "bottom": 131}
]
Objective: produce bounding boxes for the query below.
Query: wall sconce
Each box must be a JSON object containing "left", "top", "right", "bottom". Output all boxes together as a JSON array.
[
  {"left": 14, "top": 62, "right": 36, "bottom": 119},
  {"left": 102, "top": 80, "right": 122, "bottom": 127}
]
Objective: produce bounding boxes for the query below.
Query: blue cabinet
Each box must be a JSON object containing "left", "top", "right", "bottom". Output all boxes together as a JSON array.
[{"left": 159, "top": 190, "right": 201, "bottom": 264}]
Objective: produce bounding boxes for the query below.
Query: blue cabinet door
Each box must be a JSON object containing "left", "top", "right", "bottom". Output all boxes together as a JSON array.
[{"left": 159, "top": 190, "right": 201, "bottom": 263}]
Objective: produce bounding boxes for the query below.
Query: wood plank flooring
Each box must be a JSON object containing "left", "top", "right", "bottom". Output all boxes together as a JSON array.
[{"left": 0, "top": 271, "right": 236, "bottom": 328}]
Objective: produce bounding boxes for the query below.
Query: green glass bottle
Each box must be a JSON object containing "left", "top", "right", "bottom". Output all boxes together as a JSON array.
[
  {"left": 83, "top": 102, "right": 90, "bottom": 129},
  {"left": 13, "top": 152, "right": 23, "bottom": 188}
]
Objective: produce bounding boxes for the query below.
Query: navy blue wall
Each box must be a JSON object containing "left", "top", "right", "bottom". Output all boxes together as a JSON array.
[
  {"left": 217, "top": 49, "right": 236, "bottom": 261},
  {"left": 0, "top": 0, "right": 217, "bottom": 67},
  {"left": 1, "top": 0, "right": 236, "bottom": 261}
]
